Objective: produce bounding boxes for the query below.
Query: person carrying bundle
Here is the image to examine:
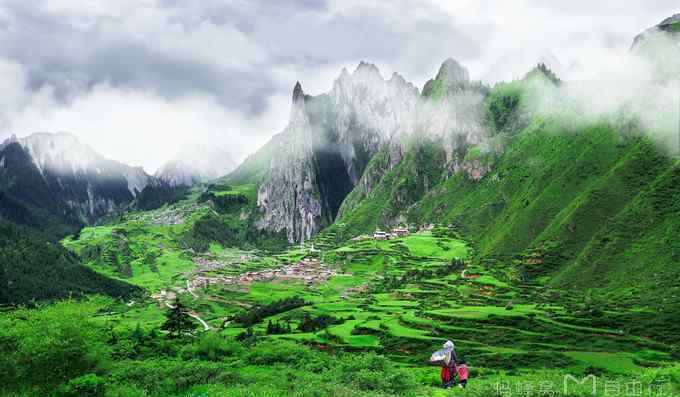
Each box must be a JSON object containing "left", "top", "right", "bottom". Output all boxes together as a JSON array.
[{"left": 429, "top": 340, "right": 457, "bottom": 388}]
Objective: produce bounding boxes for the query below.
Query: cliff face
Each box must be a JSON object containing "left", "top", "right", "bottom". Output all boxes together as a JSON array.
[
  {"left": 337, "top": 59, "right": 493, "bottom": 221},
  {"left": 256, "top": 82, "right": 324, "bottom": 242},
  {"left": 326, "top": 62, "right": 420, "bottom": 184},
  {"left": 253, "top": 59, "right": 499, "bottom": 243},
  {"left": 256, "top": 64, "right": 421, "bottom": 242}
]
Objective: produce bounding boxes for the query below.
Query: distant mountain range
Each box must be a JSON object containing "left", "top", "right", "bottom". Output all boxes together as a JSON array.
[
  {"left": 0, "top": 131, "right": 234, "bottom": 236},
  {"left": 155, "top": 142, "right": 236, "bottom": 187},
  {"left": 0, "top": 132, "right": 148, "bottom": 235}
]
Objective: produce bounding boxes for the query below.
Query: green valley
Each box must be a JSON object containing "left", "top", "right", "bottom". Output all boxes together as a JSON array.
[{"left": 2, "top": 9, "right": 680, "bottom": 397}]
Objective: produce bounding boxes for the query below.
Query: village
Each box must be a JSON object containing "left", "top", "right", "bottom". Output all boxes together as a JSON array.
[
  {"left": 154, "top": 224, "right": 437, "bottom": 306},
  {"left": 351, "top": 224, "right": 434, "bottom": 241},
  {"left": 186, "top": 256, "right": 341, "bottom": 293}
]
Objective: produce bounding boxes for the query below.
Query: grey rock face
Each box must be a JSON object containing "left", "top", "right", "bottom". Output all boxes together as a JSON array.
[
  {"left": 256, "top": 65, "right": 421, "bottom": 243},
  {"left": 328, "top": 64, "right": 420, "bottom": 184},
  {"left": 255, "top": 59, "right": 494, "bottom": 242},
  {"left": 257, "top": 82, "right": 324, "bottom": 242}
]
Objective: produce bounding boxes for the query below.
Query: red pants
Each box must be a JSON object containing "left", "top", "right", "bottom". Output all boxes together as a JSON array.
[{"left": 441, "top": 366, "right": 452, "bottom": 382}]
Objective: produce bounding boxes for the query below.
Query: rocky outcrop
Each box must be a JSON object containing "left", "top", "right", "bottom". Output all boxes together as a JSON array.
[
  {"left": 255, "top": 64, "right": 421, "bottom": 242},
  {"left": 327, "top": 62, "right": 420, "bottom": 184},
  {"left": 257, "top": 82, "right": 324, "bottom": 242},
  {"left": 253, "top": 59, "right": 495, "bottom": 242}
]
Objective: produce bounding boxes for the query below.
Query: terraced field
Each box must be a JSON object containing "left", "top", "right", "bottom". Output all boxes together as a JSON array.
[{"left": 57, "top": 194, "right": 679, "bottom": 395}]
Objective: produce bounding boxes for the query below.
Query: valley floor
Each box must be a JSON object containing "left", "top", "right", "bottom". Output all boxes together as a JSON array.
[{"left": 1, "top": 191, "right": 678, "bottom": 397}]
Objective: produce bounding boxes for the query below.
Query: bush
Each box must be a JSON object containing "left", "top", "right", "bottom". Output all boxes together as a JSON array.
[
  {"left": 180, "top": 333, "right": 243, "bottom": 361},
  {"left": 108, "top": 359, "right": 227, "bottom": 394},
  {"left": 246, "top": 340, "right": 315, "bottom": 366},
  {"left": 57, "top": 374, "right": 106, "bottom": 397},
  {"left": 104, "top": 385, "right": 148, "bottom": 397},
  {"left": 0, "top": 299, "right": 110, "bottom": 390},
  {"left": 334, "top": 353, "right": 418, "bottom": 394}
]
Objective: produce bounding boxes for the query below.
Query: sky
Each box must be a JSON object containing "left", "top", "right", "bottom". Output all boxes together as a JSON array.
[{"left": 0, "top": 0, "right": 677, "bottom": 173}]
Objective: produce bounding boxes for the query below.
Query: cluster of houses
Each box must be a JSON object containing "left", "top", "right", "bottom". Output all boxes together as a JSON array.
[
  {"left": 372, "top": 226, "right": 411, "bottom": 240},
  {"left": 350, "top": 226, "right": 413, "bottom": 242},
  {"left": 186, "top": 257, "right": 340, "bottom": 292},
  {"left": 146, "top": 203, "right": 203, "bottom": 226},
  {"left": 193, "top": 257, "right": 227, "bottom": 273},
  {"left": 340, "top": 284, "right": 368, "bottom": 299}
]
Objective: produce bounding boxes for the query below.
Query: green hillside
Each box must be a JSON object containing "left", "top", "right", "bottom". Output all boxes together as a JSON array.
[
  {"left": 0, "top": 221, "right": 140, "bottom": 305},
  {"left": 330, "top": 81, "right": 680, "bottom": 313}
]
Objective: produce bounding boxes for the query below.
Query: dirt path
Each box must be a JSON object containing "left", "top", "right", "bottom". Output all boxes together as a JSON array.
[
  {"left": 189, "top": 311, "right": 211, "bottom": 331},
  {"left": 161, "top": 300, "right": 210, "bottom": 331},
  {"left": 187, "top": 280, "right": 199, "bottom": 297}
]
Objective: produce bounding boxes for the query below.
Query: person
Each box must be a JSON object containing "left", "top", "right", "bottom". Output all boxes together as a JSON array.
[
  {"left": 457, "top": 359, "right": 469, "bottom": 389},
  {"left": 440, "top": 340, "right": 457, "bottom": 388}
]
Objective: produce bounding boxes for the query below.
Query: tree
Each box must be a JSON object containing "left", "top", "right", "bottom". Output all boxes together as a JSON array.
[{"left": 161, "top": 299, "right": 195, "bottom": 338}]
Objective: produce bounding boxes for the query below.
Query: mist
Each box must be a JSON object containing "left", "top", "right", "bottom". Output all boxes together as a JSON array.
[
  {"left": 0, "top": 1, "right": 678, "bottom": 173},
  {"left": 520, "top": 36, "right": 680, "bottom": 154}
]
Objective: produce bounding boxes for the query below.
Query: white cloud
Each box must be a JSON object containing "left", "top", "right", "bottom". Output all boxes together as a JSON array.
[
  {"left": 0, "top": 0, "right": 678, "bottom": 172},
  {"left": 2, "top": 82, "right": 289, "bottom": 173}
]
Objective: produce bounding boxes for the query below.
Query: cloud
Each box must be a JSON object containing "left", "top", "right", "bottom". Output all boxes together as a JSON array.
[{"left": 0, "top": 0, "right": 677, "bottom": 171}]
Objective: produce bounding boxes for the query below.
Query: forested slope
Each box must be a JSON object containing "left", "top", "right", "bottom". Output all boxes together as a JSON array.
[{"left": 0, "top": 222, "right": 140, "bottom": 305}]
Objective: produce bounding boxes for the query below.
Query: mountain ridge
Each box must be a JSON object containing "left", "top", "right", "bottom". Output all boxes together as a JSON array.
[{"left": 0, "top": 131, "right": 152, "bottom": 236}]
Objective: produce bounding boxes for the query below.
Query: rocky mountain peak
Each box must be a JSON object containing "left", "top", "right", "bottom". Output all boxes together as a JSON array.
[
  {"left": 658, "top": 14, "right": 680, "bottom": 31},
  {"left": 155, "top": 142, "right": 235, "bottom": 187},
  {"left": 18, "top": 131, "right": 100, "bottom": 174},
  {"left": 354, "top": 61, "right": 382, "bottom": 77},
  {"left": 292, "top": 81, "right": 304, "bottom": 104},
  {"left": 0, "top": 134, "right": 18, "bottom": 151},
  {"left": 289, "top": 81, "right": 309, "bottom": 126},
  {"left": 630, "top": 14, "right": 680, "bottom": 79},
  {"left": 436, "top": 58, "right": 470, "bottom": 86},
  {"left": 632, "top": 14, "right": 680, "bottom": 51}
]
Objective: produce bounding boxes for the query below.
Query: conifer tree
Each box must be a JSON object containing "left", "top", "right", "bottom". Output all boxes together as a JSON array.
[{"left": 161, "top": 299, "right": 195, "bottom": 338}]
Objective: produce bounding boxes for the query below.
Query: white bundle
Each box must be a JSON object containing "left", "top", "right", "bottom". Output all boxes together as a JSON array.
[{"left": 429, "top": 347, "right": 448, "bottom": 362}]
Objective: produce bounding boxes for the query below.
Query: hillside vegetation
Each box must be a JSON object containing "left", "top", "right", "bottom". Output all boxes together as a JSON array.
[
  {"left": 330, "top": 76, "right": 680, "bottom": 313},
  {"left": 0, "top": 222, "right": 140, "bottom": 305}
]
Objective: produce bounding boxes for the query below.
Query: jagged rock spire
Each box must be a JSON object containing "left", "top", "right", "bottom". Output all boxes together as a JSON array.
[
  {"left": 436, "top": 58, "right": 470, "bottom": 85},
  {"left": 289, "top": 81, "right": 308, "bottom": 124},
  {"left": 292, "top": 81, "right": 304, "bottom": 103}
]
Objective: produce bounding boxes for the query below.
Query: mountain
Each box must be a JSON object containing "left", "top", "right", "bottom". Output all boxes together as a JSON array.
[
  {"left": 631, "top": 13, "right": 680, "bottom": 50},
  {"left": 233, "top": 59, "right": 491, "bottom": 243},
  {"left": 0, "top": 132, "right": 151, "bottom": 237},
  {"left": 155, "top": 142, "right": 236, "bottom": 187},
  {"left": 251, "top": 63, "right": 421, "bottom": 242},
  {"left": 483, "top": 49, "right": 563, "bottom": 83},
  {"left": 630, "top": 14, "right": 680, "bottom": 80},
  {"left": 322, "top": 56, "right": 679, "bottom": 310}
]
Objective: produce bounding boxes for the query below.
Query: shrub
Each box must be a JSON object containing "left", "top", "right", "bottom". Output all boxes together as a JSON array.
[
  {"left": 108, "top": 359, "right": 227, "bottom": 394},
  {"left": 0, "top": 299, "right": 110, "bottom": 390},
  {"left": 334, "top": 353, "right": 418, "bottom": 394},
  {"left": 246, "top": 340, "right": 314, "bottom": 366},
  {"left": 57, "top": 374, "right": 106, "bottom": 397},
  {"left": 180, "top": 333, "right": 243, "bottom": 361},
  {"left": 104, "top": 385, "right": 148, "bottom": 397}
]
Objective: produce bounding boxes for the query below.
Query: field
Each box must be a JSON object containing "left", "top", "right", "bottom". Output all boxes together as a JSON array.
[{"left": 27, "top": 205, "right": 678, "bottom": 396}]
